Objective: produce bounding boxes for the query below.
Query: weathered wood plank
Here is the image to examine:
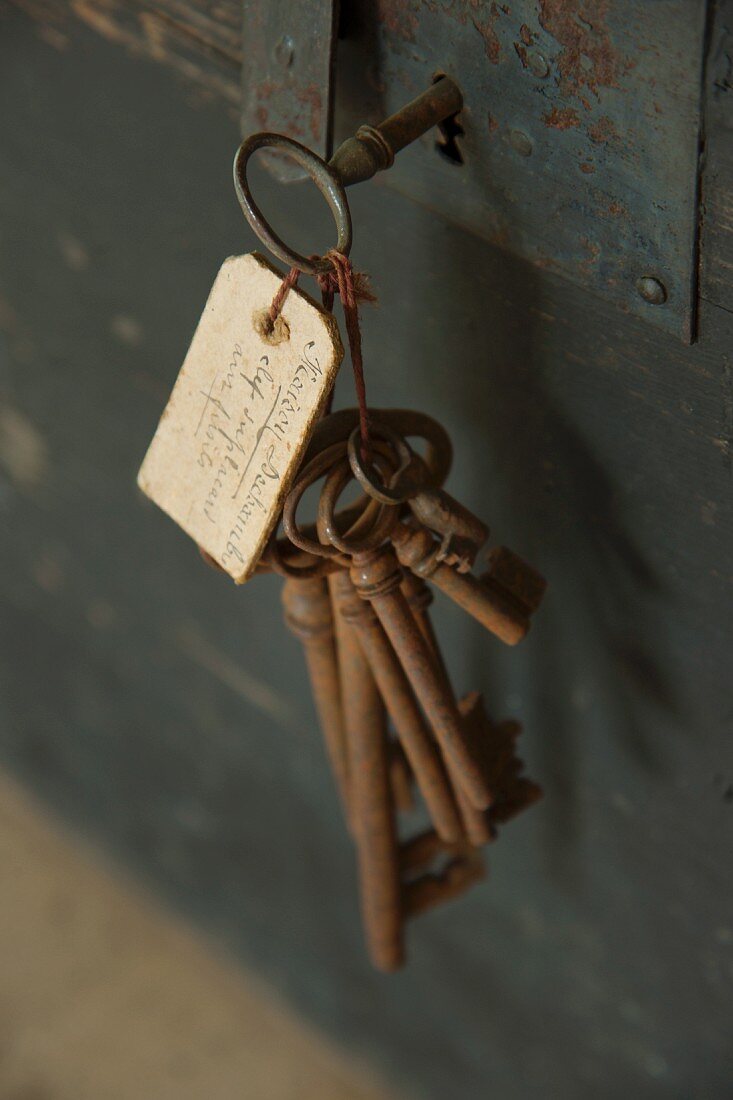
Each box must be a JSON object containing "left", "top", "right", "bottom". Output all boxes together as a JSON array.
[{"left": 5, "top": 0, "right": 242, "bottom": 105}]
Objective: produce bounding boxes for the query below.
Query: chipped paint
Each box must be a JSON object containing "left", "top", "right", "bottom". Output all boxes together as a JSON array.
[
  {"left": 588, "top": 115, "right": 619, "bottom": 143},
  {"left": 539, "top": 0, "right": 621, "bottom": 102},
  {"left": 543, "top": 106, "right": 581, "bottom": 129},
  {"left": 295, "top": 83, "right": 323, "bottom": 144},
  {"left": 472, "top": 3, "right": 502, "bottom": 63},
  {"left": 376, "top": 0, "right": 419, "bottom": 41},
  {"left": 578, "top": 235, "right": 601, "bottom": 275}
]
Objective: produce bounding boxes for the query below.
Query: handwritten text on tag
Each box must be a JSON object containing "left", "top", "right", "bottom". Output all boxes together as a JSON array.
[{"left": 137, "top": 253, "right": 343, "bottom": 582}]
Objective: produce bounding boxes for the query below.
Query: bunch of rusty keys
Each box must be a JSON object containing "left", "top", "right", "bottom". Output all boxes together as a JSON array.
[{"left": 258, "top": 408, "right": 545, "bottom": 972}]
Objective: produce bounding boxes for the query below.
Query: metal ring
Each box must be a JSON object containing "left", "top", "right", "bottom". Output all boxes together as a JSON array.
[
  {"left": 259, "top": 532, "right": 336, "bottom": 580},
  {"left": 303, "top": 408, "right": 454, "bottom": 489},
  {"left": 347, "top": 424, "right": 425, "bottom": 505},
  {"left": 233, "top": 133, "right": 353, "bottom": 275},
  {"left": 318, "top": 454, "right": 400, "bottom": 555},
  {"left": 282, "top": 443, "right": 349, "bottom": 559}
]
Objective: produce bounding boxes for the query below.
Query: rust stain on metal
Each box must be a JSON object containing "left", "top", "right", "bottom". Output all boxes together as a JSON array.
[
  {"left": 376, "top": 0, "right": 419, "bottom": 42},
  {"left": 295, "top": 83, "right": 323, "bottom": 143},
  {"left": 543, "top": 105, "right": 581, "bottom": 129},
  {"left": 579, "top": 161, "right": 595, "bottom": 174},
  {"left": 423, "top": 0, "right": 504, "bottom": 62},
  {"left": 588, "top": 114, "right": 619, "bottom": 143},
  {"left": 520, "top": 22, "right": 533, "bottom": 45},
  {"left": 487, "top": 112, "right": 499, "bottom": 135},
  {"left": 472, "top": 3, "right": 502, "bottom": 64},
  {"left": 578, "top": 235, "right": 601, "bottom": 275},
  {"left": 514, "top": 42, "right": 529, "bottom": 67},
  {"left": 594, "top": 197, "right": 627, "bottom": 219},
  {"left": 538, "top": 0, "right": 620, "bottom": 102}
]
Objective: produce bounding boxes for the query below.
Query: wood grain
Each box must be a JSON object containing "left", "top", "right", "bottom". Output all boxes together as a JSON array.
[{"left": 5, "top": 0, "right": 242, "bottom": 106}]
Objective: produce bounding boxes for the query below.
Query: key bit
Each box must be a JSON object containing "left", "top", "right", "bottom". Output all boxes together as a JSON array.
[
  {"left": 403, "top": 852, "right": 486, "bottom": 920},
  {"left": 399, "top": 829, "right": 485, "bottom": 920},
  {"left": 481, "top": 545, "right": 547, "bottom": 618},
  {"left": 391, "top": 521, "right": 530, "bottom": 646},
  {"left": 408, "top": 487, "right": 489, "bottom": 573},
  {"left": 399, "top": 828, "right": 474, "bottom": 873},
  {"left": 458, "top": 690, "right": 543, "bottom": 834}
]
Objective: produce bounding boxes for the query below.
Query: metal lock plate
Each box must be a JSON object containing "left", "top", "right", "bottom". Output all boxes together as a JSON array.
[
  {"left": 241, "top": 0, "right": 339, "bottom": 183},
  {"left": 243, "top": 1, "right": 709, "bottom": 341}
]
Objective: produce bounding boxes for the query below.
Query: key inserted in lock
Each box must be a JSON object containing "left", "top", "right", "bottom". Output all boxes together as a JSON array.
[{"left": 234, "top": 76, "right": 463, "bottom": 274}]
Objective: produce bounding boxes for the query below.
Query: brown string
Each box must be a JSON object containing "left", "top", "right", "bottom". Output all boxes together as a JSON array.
[
  {"left": 263, "top": 265, "right": 300, "bottom": 334},
  {"left": 265, "top": 252, "right": 376, "bottom": 455},
  {"left": 317, "top": 250, "right": 376, "bottom": 460}
]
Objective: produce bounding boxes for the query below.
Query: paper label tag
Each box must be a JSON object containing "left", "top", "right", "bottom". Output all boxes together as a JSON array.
[{"left": 137, "top": 252, "right": 343, "bottom": 583}]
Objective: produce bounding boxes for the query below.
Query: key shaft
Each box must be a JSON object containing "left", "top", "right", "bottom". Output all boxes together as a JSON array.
[
  {"left": 401, "top": 572, "right": 494, "bottom": 846},
  {"left": 333, "top": 571, "right": 463, "bottom": 843},
  {"left": 328, "top": 570, "right": 404, "bottom": 971},
  {"left": 282, "top": 576, "right": 350, "bottom": 818},
  {"left": 350, "top": 546, "right": 493, "bottom": 810}
]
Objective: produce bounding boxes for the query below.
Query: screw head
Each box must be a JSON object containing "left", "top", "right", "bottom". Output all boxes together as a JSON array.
[
  {"left": 527, "top": 50, "right": 550, "bottom": 79},
  {"left": 273, "top": 34, "right": 295, "bottom": 68},
  {"left": 509, "top": 129, "right": 533, "bottom": 157},
  {"left": 636, "top": 276, "right": 667, "bottom": 305}
]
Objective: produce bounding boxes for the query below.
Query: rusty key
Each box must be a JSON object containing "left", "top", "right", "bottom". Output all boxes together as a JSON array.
[
  {"left": 327, "top": 568, "right": 404, "bottom": 971},
  {"left": 400, "top": 828, "right": 485, "bottom": 918},
  {"left": 401, "top": 571, "right": 494, "bottom": 846},
  {"left": 389, "top": 740, "right": 415, "bottom": 813},
  {"left": 391, "top": 521, "right": 532, "bottom": 645},
  {"left": 332, "top": 569, "right": 464, "bottom": 843},
  {"left": 316, "top": 451, "right": 495, "bottom": 812},
  {"left": 346, "top": 424, "right": 488, "bottom": 572},
  {"left": 481, "top": 545, "right": 547, "bottom": 620},
  {"left": 281, "top": 575, "right": 350, "bottom": 819},
  {"left": 349, "top": 544, "right": 494, "bottom": 810}
]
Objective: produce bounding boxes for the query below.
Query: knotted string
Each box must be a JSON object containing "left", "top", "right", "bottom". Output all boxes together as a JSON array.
[
  {"left": 262, "top": 265, "right": 300, "bottom": 335},
  {"left": 265, "top": 251, "right": 376, "bottom": 460}
]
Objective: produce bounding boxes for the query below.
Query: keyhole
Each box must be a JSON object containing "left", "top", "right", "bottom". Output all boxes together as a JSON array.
[{"left": 436, "top": 112, "right": 465, "bottom": 165}]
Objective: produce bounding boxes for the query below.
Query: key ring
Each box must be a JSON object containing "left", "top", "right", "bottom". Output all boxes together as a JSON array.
[
  {"left": 233, "top": 133, "right": 352, "bottom": 276},
  {"left": 259, "top": 535, "right": 338, "bottom": 580},
  {"left": 283, "top": 443, "right": 361, "bottom": 561},
  {"left": 283, "top": 440, "right": 399, "bottom": 559},
  {"left": 317, "top": 456, "right": 400, "bottom": 555},
  {"left": 347, "top": 423, "right": 427, "bottom": 505},
  {"left": 303, "top": 409, "right": 454, "bottom": 490}
]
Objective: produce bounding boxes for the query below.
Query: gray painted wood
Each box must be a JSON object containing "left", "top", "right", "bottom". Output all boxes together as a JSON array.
[{"left": 0, "top": 10, "right": 731, "bottom": 1099}]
